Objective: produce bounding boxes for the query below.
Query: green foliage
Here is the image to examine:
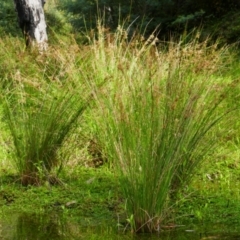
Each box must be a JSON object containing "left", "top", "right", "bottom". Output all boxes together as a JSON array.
[
  {"left": 0, "top": 166, "right": 122, "bottom": 233},
  {"left": 57, "top": 0, "right": 240, "bottom": 43},
  {"left": 195, "top": 0, "right": 240, "bottom": 15},
  {"left": 2, "top": 78, "right": 89, "bottom": 185},
  {"left": 205, "top": 11, "right": 240, "bottom": 44},
  {"left": 0, "top": 10, "right": 240, "bottom": 234},
  {"left": 1, "top": 0, "right": 240, "bottom": 44},
  {"left": 0, "top": 1, "right": 20, "bottom": 36},
  {"left": 172, "top": 10, "right": 205, "bottom": 25},
  {"left": 0, "top": 38, "right": 92, "bottom": 185},
  {"left": 86, "top": 25, "right": 239, "bottom": 232},
  {"left": 45, "top": 0, "right": 73, "bottom": 42},
  {"left": 57, "top": 0, "right": 187, "bottom": 34}
]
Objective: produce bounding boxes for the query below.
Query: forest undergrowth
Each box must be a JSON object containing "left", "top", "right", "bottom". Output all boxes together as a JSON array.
[{"left": 0, "top": 1, "right": 240, "bottom": 234}]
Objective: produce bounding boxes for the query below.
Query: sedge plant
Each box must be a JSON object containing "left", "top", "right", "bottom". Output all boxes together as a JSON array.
[
  {"left": 2, "top": 75, "right": 89, "bottom": 186},
  {"left": 88, "top": 25, "right": 238, "bottom": 232}
]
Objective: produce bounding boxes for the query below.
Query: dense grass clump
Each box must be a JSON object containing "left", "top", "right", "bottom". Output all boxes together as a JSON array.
[
  {"left": 0, "top": 38, "right": 91, "bottom": 186},
  {"left": 87, "top": 26, "right": 239, "bottom": 232},
  {"left": 2, "top": 77, "right": 90, "bottom": 185}
]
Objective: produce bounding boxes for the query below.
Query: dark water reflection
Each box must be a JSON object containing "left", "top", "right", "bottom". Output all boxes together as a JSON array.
[{"left": 0, "top": 212, "right": 239, "bottom": 240}]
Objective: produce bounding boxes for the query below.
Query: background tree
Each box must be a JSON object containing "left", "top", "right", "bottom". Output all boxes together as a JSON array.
[
  {"left": 1, "top": 0, "right": 238, "bottom": 45},
  {"left": 59, "top": 0, "right": 240, "bottom": 43},
  {"left": 14, "top": 0, "right": 48, "bottom": 50}
]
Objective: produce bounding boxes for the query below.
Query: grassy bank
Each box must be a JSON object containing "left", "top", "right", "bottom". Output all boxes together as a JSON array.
[
  {"left": 0, "top": 166, "right": 121, "bottom": 223},
  {"left": 0, "top": 16, "right": 240, "bottom": 234},
  {"left": 1, "top": 162, "right": 240, "bottom": 233}
]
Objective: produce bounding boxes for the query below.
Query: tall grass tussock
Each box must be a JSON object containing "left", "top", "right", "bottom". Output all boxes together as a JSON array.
[
  {"left": 0, "top": 38, "right": 91, "bottom": 186},
  {"left": 88, "top": 26, "right": 239, "bottom": 232},
  {"left": 3, "top": 81, "right": 89, "bottom": 186}
]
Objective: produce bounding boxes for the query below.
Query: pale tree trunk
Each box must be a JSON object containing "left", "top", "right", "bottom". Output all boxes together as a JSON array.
[{"left": 14, "top": 0, "right": 48, "bottom": 51}]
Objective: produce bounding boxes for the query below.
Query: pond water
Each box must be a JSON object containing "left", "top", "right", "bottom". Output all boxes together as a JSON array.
[{"left": 0, "top": 212, "right": 239, "bottom": 240}]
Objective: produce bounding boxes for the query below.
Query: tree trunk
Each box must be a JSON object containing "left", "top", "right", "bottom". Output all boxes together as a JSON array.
[{"left": 14, "top": 0, "right": 48, "bottom": 51}]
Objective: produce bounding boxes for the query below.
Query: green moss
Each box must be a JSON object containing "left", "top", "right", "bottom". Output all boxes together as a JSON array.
[{"left": 0, "top": 167, "right": 124, "bottom": 225}]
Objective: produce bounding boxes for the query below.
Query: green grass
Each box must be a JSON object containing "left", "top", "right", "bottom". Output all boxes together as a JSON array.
[
  {"left": 0, "top": 166, "right": 120, "bottom": 218},
  {"left": 0, "top": 35, "right": 93, "bottom": 185},
  {"left": 87, "top": 26, "right": 240, "bottom": 232},
  {"left": 1, "top": 76, "right": 90, "bottom": 185},
  {"left": 174, "top": 147, "right": 240, "bottom": 232},
  {"left": 0, "top": 12, "right": 240, "bottom": 235}
]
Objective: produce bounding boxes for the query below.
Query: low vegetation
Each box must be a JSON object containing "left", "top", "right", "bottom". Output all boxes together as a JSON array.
[
  {"left": 0, "top": 0, "right": 240, "bottom": 236},
  {"left": 89, "top": 26, "right": 240, "bottom": 232}
]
